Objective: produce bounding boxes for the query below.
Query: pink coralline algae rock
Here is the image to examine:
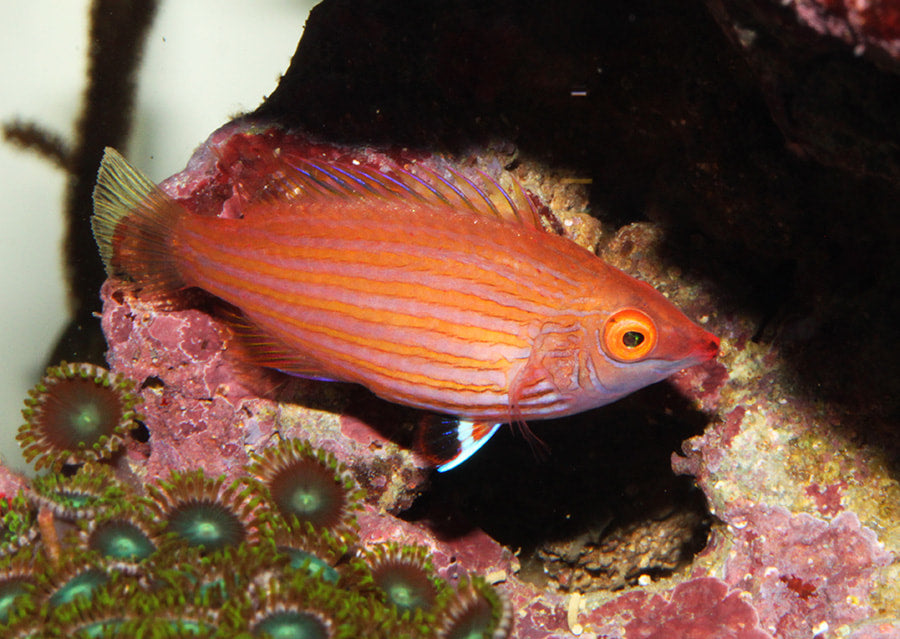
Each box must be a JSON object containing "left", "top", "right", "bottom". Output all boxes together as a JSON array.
[
  {"left": 668, "top": 339, "right": 899, "bottom": 637},
  {"left": 100, "top": 279, "right": 431, "bottom": 504},
  {"left": 87, "top": 120, "right": 900, "bottom": 638},
  {"left": 789, "top": 0, "right": 900, "bottom": 61},
  {"left": 721, "top": 505, "right": 892, "bottom": 637},
  {"left": 622, "top": 578, "right": 770, "bottom": 639},
  {"left": 102, "top": 282, "right": 278, "bottom": 480},
  {"left": 849, "top": 621, "right": 900, "bottom": 639}
]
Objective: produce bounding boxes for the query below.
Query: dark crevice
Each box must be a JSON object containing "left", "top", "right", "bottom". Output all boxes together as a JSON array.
[{"left": 400, "top": 381, "right": 716, "bottom": 592}]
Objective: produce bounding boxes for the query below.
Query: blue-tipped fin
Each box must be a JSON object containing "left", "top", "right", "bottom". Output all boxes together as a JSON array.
[{"left": 415, "top": 414, "right": 502, "bottom": 472}]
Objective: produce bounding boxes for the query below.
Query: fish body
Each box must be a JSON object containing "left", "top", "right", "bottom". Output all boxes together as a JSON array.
[{"left": 92, "top": 148, "right": 718, "bottom": 470}]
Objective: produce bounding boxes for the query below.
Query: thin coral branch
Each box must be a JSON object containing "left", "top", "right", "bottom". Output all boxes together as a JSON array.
[
  {"left": 2, "top": 120, "right": 72, "bottom": 170},
  {"left": 49, "top": 0, "right": 159, "bottom": 366}
]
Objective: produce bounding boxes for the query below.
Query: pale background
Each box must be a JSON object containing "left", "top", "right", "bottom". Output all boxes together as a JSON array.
[{"left": 0, "top": 1, "right": 316, "bottom": 470}]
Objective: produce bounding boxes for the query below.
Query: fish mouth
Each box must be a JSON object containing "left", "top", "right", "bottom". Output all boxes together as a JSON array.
[{"left": 691, "top": 333, "right": 720, "bottom": 361}]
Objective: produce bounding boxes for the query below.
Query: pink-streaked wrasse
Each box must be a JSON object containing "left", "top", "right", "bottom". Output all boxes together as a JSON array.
[{"left": 92, "top": 147, "right": 718, "bottom": 470}]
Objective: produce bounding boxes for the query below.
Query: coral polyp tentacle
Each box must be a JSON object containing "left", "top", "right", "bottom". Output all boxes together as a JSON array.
[
  {"left": 436, "top": 575, "right": 513, "bottom": 639},
  {"left": 17, "top": 362, "right": 140, "bottom": 471},
  {"left": 143, "top": 469, "right": 264, "bottom": 554},
  {"left": 27, "top": 462, "right": 130, "bottom": 521},
  {"left": 171, "top": 540, "right": 290, "bottom": 610},
  {"left": 42, "top": 581, "right": 137, "bottom": 637},
  {"left": 0, "top": 548, "right": 40, "bottom": 625},
  {"left": 49, "top": 579, "right": 221, "bottom": 637},
  {"left": 0, "top": 493, "right": 38, "bottom": 559},
  {"left": 77, "top": 504, "right": 158, "bottom": 573},
  {"left": 247, "top": 438, "right": 363, "bottom": 534},
  {"left": 33, "top": 549, "right": 112, "bottom": 611},
  {"left": 365, "top": 542, "right": 442, "bottom": 616},
  {"left": 222, "top": 569, "right": 358, "bottom": 638},
  {"left": 265, "top": 515, "right": 350, "bottom": 584}
]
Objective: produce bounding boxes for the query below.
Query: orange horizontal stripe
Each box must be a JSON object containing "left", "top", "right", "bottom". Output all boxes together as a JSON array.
[
  {"left": 180, "top": 238, "right": 540, "bottom": 349},
  {"left": 193, "top": 229, "right": 569, "bottom": 314},
  {"left": 202, "top": 205, "right": 590, "bottom": 301},
  {"left": 201, "top": 263, "right": 529, "bottom": 353},
  {"left": 256, "top": 227, "right": 584, "bottom": 295},
  {"left": 254, "top": 310, "right": 510, "bottom": 397},
  {"left": 170, "top": 200, "right": 607, "bottom": 419}
]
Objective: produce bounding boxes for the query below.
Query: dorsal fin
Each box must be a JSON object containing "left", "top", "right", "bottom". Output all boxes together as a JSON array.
[{"left": 254, "top": 154, "right": 543, "bottom": 228}]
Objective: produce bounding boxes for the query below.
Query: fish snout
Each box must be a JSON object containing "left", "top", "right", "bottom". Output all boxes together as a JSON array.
[{"left": 694, "top": 332, "right": 720, "bottom": 361}]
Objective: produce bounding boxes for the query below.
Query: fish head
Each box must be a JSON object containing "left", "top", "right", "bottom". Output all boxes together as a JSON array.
[{"left": 584, "top": 275, "right": 719, "bottom": 399}]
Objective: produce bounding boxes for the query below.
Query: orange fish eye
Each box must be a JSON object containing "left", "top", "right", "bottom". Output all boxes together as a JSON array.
[{"left": 602, "top": 309, "right": 657, "bottom": 361}]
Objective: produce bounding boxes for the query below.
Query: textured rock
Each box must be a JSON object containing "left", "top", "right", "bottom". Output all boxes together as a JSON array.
[
  {"left": 9, "top": 2, "right": 900, "bottom": 632},
  {"left": 79, "top": 121, "right": 899, "bottom": 637},
  {"left": 706, "top": 0, "right": 900, "bottom": 181}
]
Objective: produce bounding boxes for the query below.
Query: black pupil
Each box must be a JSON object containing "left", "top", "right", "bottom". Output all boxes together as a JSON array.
[{"left": 623, "top": 331, "right": 644, "bottom": 348}]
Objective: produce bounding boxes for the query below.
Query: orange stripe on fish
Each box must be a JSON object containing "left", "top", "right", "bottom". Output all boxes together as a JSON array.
[
  {"left": 176, "top": 242, "right": 541, "bottom": 346},
  {"left": 92, "top": 147, "right": 719, "bottom": 471}
]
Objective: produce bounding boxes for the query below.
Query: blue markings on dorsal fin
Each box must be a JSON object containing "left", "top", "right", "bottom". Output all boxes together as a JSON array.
[
  {"left": 392, "top": 166, "right": 451, "bottom": 203},
  {"left": 403, "top": 164, "right": 542, "bottom": 228},
  {"left": 460, "top": 170, "right": 503, "bottom": 219},
  {"left": 258, "top": 152, "right": 542, "bottom": 229},
  {"left": 284, "top": 160, "right": 356, "bottom": 196},
  {"left": 315, "top": 161, "right": 386, "bottom": 196}
]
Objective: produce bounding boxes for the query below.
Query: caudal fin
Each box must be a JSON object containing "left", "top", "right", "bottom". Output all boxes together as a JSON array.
[{"left": 91, "top": 148, "right": 186, "bottom": 293}]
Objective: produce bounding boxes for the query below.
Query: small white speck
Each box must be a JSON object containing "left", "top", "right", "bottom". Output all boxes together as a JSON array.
[
  {"left": 812, "top": 620, "right": 829, "bottom": 635},
  {"left": 732, "top": 517, "right": 748, "bottom": 530},
  {"left": 570, "top": 89, "right": 588, "bottom": 97},
  {"left": 352, "top": 159, "right": 360, "bottom": 165},
  {"left": 637, "top": 574, "right": 652, "bottom": 586},
  {"left": 485, "top": 570, "right": 507, "bottom": 584},
  {"left": 734, "top": 25, "right": 757, "bottom": 49}
]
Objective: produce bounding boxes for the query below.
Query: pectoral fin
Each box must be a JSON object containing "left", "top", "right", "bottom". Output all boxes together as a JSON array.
[{"left": 218, "top": 306, "right": 340, "bottom": 381}]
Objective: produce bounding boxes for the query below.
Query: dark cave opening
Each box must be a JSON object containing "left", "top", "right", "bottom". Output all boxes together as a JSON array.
[{"left": 399, "top": 380, "right": 715, "bottom": 593}]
